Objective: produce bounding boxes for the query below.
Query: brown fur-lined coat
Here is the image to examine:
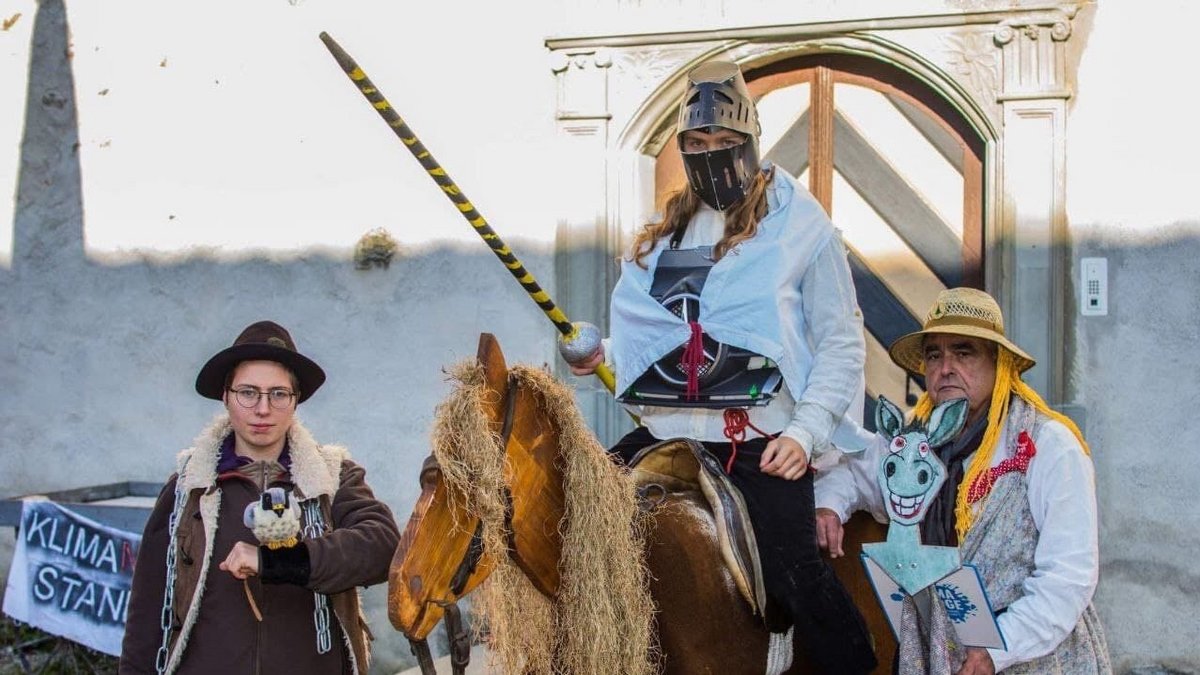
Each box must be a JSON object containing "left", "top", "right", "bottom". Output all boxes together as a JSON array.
[{"left": 119, "top": 415, "right": 400, "bottom": 675}]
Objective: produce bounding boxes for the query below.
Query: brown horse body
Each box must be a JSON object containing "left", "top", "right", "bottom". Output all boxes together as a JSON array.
[{"left": 390, "top": 334, "right": 893, "bottom": 674}]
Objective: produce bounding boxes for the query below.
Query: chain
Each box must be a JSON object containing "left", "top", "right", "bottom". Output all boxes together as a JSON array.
[
  {"left": 301, "top": 499, "right": 325, "bottom": 539},
  {"left": 313, "top": 592, "right": 333, "bottom": 654},
  {"left": 302, "top": 499, "right": 332, "bottom": 654},
  {"left": 153, "top": 464, "right": 340, "bottom": 670},
  {"left": 154, "top": 469, "right": 190, "bottom": 675}
]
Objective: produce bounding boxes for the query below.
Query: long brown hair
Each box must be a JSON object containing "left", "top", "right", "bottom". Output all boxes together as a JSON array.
[{"left": 627, "top": 166, "right": 775, "bottom": 268}]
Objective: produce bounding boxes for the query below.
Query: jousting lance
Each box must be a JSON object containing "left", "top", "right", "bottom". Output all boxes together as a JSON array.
[{"left": 318, "top": 31, "right": 613, "bottom": 393}]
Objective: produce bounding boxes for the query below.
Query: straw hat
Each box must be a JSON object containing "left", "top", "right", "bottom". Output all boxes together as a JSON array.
[
  {"left": 888, "top": 287, "right": 1036, "bottom": 375},
  {"left": 195, "top": 320, "right": 326, "bottom": 404}
]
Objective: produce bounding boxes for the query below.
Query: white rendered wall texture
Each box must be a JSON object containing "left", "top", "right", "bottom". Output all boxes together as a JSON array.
[{"left": 1068, "top": 3, "right": 1200, "bottom": 671}]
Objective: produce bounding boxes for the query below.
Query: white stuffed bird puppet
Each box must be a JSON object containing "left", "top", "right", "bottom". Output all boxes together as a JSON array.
[{"left": 243, "top": 486, "right": 301, "bottom": 550}]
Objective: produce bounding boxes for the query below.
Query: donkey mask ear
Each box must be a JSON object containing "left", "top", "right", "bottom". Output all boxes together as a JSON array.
[
  {"left": 925, "top": 397, "right": 970, "bottom": 448},
  {"left": 875, "top": 396, "right": 905, "bottom": 439}
]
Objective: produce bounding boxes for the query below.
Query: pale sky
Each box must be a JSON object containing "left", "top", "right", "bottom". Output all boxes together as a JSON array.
[
  {"left": 2, "top": 1, "right": 570, "bottom": 262},
  {"left": 3, "top": 0, "right": 1198, "bottom": 268}
]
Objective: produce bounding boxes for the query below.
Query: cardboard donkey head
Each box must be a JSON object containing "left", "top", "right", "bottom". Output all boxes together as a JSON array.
[
  {"left": 863, "top": 395, "right": 970, "bottom": 595},
  {"left": 874, "top": 395, "right": 969, "bottom": 527}
]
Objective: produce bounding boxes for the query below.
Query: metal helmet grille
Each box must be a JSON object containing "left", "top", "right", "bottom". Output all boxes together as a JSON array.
[
  {"left": 676, "top": 61, "right": 761, "bottom": 140},
  {"left": 675, "top": 61, "right": 763, "bottom": 210}
]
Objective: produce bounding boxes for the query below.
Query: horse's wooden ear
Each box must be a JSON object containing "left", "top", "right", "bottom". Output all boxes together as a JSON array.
[
  {"left": 476, "top": 333, "right": 509, "bottom": 389},
  {"left": 476, "top": 333, "right": 504, "bottom": 369},
  {"left": 875, "top": 396, "right": 904, "bottom": 439},
  {"left": 476, "top": 333, "right": 510, "bottom": 433},
  {"left": 925, "top": 397, "right": 970, "bottom": 448}
]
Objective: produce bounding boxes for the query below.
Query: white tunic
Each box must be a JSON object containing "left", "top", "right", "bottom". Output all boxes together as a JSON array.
[{"left": 607, "top": 168, "right": 869, "bottom": 457}]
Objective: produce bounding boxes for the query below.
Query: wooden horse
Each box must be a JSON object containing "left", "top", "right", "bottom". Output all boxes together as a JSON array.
[{"left": 389, "top": 334, "right": 895, "bottom": 674}]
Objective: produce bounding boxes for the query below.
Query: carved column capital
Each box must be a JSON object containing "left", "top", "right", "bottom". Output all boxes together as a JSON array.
[
  {"left": 992, "top": 9, "right": 1076, "bottom": 100},
  {"left": 550, "top": 49, "right": 613, "bottom": 74},
  {"left": 550, "top": 49, "right": 613, "bottom": 122},
  {"left": 994, "top": 13, "right": 1072, "bottom": 46}
]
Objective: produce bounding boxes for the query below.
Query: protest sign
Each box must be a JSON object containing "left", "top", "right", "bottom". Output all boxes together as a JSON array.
[{"left": 3, "top": 499, "right": 141, "bottom": 656}]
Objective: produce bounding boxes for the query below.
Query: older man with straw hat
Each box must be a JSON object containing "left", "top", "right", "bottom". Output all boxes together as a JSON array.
[{"left": 815, "top": 288, "right": 1111, "bottom": 674}]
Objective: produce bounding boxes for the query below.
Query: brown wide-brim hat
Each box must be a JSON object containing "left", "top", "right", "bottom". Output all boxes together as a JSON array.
[
  {"left": 888, "top": 287, "right": 1036, "bottom": 376},
  {"left": 195, "top": 320, "right": 326, "bottom": 404}
]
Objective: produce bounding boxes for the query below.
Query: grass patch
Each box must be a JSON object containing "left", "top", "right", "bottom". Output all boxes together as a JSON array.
[{"left": 0, "top": 615, "right": 117, "bottom": 675}]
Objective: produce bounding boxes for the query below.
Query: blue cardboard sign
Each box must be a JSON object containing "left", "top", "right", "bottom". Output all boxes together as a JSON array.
[{"left": 861, "top": 555, "right": 1006, "bottom": 650}]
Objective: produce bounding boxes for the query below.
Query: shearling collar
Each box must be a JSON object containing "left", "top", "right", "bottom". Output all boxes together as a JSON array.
[{"left": 176, "top": 413, "right": 347, "bottom": 499}]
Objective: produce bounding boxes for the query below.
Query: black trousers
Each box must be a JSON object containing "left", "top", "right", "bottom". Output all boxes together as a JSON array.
[{"left": 611, "top": 427, "right": 877, "bottom": 674}]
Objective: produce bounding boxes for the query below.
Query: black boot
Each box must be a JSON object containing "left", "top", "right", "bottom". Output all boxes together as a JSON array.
[{"left": 788, "top": 563, "right": 878, "bottom": 674}]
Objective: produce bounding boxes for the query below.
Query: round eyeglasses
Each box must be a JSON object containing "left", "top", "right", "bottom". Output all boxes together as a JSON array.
[{"left": 227, "top": 387, "right": 297, "bottom": 410}]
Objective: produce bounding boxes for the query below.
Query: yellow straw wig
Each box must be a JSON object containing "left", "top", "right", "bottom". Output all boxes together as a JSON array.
[{"left": 911, "top": 348, "right": 1090, "bottom": 541}]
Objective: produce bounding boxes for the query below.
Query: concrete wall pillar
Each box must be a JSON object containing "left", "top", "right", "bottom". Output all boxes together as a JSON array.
[
  {"left": 993, "top": 9, "right": 1076, "bottom": 404},
  {"left": 551, "top": 49, "right": 629, "bottom": 446}
]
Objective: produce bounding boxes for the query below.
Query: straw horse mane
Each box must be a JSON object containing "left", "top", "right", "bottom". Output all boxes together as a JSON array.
[{"left": 429, "top": 360, "right": 656, "bottom": 675}]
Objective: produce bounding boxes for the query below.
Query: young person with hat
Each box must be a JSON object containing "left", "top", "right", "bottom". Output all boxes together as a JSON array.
[
  {"left": 566, "top": 60, "right": 877, "bottom": 673},
  {"left": 119, "top": 321, "right": 400, "bottom": 675},
  {"left": 815, "top": 288, "right": 1112, "bottom": 674}
]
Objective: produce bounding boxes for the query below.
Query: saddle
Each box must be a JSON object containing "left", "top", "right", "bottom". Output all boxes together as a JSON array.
[{"left": 626, "top": 438, "right": 768, "bottom": 617}]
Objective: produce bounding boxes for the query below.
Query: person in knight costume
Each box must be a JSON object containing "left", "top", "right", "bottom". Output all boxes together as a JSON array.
[
  {"left": 566, "top": 60, "right": 878, "bottom": 673},
  {"left": 119, "top": 321, "right": 400, "bottom": 675},
  {"left": 815, "top": 288, "right": 1112, "bottom": 674}
]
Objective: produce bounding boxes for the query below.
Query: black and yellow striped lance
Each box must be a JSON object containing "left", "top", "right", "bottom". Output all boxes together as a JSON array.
[{"left": 318, "top": 32, "right": 615, "bottom": 393}]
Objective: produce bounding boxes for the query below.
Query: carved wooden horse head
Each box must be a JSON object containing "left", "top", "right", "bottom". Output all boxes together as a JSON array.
[{"left": 387, "top": 333, "right": 566, "bottom": 672}]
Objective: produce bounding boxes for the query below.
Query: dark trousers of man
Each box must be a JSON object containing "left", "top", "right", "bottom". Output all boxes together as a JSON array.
[{"left": 611, "top": 427, "right": 878, "bottom": 674}]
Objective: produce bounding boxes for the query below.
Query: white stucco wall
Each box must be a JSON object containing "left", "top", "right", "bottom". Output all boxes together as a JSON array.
[
  {"left": 1067, "top": 2, "right": 1200, "bottom": 672},
  {"left": 1, "top": 1, "right": 563, "bottom": 670},
  {"left": 3, "top": 1, "right": 1199, "bottom": 673}
]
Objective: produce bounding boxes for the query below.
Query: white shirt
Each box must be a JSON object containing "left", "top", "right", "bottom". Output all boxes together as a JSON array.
[
  {"left": 611, "top": 202, "right": 866, "bottom": 458},
  {"left": 814, "top": 417, "right": 1101, "bottom": 671}
]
